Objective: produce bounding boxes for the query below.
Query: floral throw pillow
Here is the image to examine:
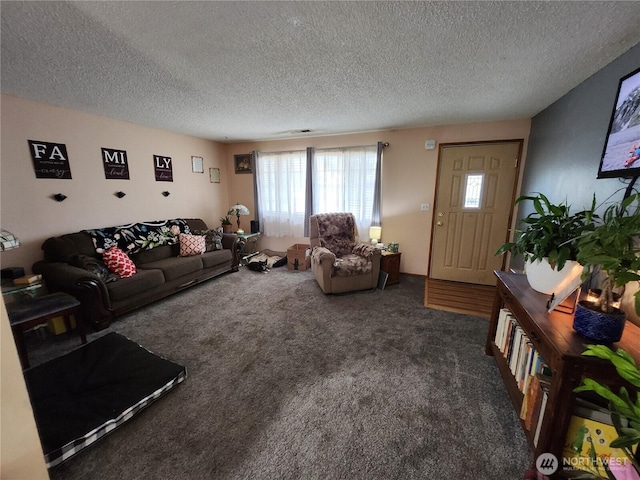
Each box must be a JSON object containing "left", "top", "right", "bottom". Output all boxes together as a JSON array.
[
  {"left": 179, "top": 233, "right": 206, "bottom": 256},
  {"left": 192, "top": 228, "right": 223, "bottom": 251},
  {"left": 103, "top": 247, "right": 137, "bottom": 278}
]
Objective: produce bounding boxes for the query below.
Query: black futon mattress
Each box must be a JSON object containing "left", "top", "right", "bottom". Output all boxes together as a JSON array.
[{"left": 24, "top": 332, "right": 187, "bottom": 468}]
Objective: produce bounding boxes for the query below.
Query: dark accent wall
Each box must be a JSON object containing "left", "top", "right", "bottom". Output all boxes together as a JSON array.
[{"left": 522, "top": 43, "right": 640, "bottom": 214}]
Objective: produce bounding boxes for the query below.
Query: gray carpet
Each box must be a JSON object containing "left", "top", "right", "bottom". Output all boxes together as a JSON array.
[{"left": 25, "top": 267, "right": 531, "bottom": 479}]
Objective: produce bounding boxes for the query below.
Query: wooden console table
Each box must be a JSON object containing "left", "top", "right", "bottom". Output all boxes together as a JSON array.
[{"left": 486, "top": 271, "right": 640, "bottom": 477}]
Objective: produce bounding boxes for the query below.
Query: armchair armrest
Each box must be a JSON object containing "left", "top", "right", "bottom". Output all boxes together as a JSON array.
[
  {"left": 311, "top": 246, "right": 336, "bottom": 266},
  {"left": 352, "top": 243, "right": 381, "bottom": 260}
]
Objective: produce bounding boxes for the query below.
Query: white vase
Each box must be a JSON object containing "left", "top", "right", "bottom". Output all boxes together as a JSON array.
[{"left": 525, "top": 257, "right": 583, "bottom": 295}]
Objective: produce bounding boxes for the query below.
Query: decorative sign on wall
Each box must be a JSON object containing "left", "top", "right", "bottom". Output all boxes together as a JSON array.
[
  {"left": 101, "top": 148, "right": 130, "bottom": 180},
  {"left": 153, "top": 155, "right": 173, "bottom": 182},
  {"left": 28, "top": 140, "right": 72, "bottom": 179}
]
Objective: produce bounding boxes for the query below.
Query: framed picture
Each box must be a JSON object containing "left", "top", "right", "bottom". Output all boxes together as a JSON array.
[
  {"left": 209, "top": 167, "right": 220, "bottom": 183},
  {"left": 234, "top": 153, "right": 253, "bottom": 174},
  {"left": 191, "top": 156, "right": 204, "bottom": 173}
]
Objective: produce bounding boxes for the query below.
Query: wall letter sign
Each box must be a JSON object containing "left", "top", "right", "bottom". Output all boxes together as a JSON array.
[
  {"left": 102, "top": 148, "right": 130, "bottom": 180},
  {"left": 28, "top": 140, "right": 72, "bottom": 179},
  {"left": 153, "top": 155, "right": 173, "bottom": 182}
]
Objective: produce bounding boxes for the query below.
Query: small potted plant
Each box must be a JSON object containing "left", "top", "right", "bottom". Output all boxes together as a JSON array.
[
  {"left": 573, "top": 192, "right": 640, "bottom": 343},
  {"left": 496, "top": 192, "right": 596, "bottom": 294},
  {"left": 220, "top": 216, "right": 233, "bottom": 233},
  {"left": 574, "top": 345, "right": 640, "bottom": 477}
]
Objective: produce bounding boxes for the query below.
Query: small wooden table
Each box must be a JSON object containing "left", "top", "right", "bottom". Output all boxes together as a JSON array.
[
  {"left": 6, "top": 292, "right": 85, "bottom": 369},
  {"left": 380, "top": 251, "right": 401, "bottom": 286}
]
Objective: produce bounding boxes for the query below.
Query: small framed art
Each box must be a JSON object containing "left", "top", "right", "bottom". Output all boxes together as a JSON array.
[
  {"left": 234, "top": 153, "right": 252, "bottom": 174},
  {"left": 209, "top": 167, "right": 220, "bottom": 183},
  {"left": 191, "top": 156, "right": 204, "bottom": 173}
]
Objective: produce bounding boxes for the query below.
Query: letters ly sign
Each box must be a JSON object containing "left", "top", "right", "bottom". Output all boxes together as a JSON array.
[
  {"left": 102, "top": 148, "right": 130, "bottom": 180},
  {"left": 153, "top": 155, "right": 173, "bottom": 182},
  {"left": 28, "top": 140, "right": 72, "bottom": 179}
]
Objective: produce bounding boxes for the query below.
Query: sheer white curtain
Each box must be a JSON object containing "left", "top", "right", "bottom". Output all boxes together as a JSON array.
[
  {"left": 255, "top": 150, "right": 307, "bottom": 237},
  {"left": 312, "top": 145, "right": 378, "bottom": 236}
]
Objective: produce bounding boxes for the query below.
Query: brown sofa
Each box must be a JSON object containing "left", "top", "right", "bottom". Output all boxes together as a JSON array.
[
  {"left": 309, "top": 213, "right": 381, "bottom": 294},
  {"left": 35, "top": 218, "right": 239, "bottom": 330}
]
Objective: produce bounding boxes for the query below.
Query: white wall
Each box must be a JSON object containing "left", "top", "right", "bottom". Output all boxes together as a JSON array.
[
  {"left": 1, "top": 95, "right": 229, "bottom": 274},
  {"left": 227, "top": 120, "right": 531, "bottom": 276}
]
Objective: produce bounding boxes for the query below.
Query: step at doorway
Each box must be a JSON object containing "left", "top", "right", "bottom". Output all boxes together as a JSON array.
[{"left": 424, "top": 278, "right": 495, "bottom": 318}]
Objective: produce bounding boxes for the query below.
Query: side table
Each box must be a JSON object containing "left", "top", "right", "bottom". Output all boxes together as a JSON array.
[
  {"left": 1, "top": 279, "right": 44, "bottom": 304},
  {"left": 380, "top": 251, "right": 401, "bottom": 286},
  {"left": 6, "top": 292, "right": 86, "bottom": 369}
]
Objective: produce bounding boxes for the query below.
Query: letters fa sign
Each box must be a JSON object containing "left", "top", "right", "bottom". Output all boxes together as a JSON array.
[
  {"left": 28, "top": 140, "right": 72, "bottom": 179},
  {"left": 153, "top": 155, "right": 173, "bottom": 182}
]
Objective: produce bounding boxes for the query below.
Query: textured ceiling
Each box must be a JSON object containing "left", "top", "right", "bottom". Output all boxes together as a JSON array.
[{"left": 2, "top": 1, "right": 640, "bottom": 143}]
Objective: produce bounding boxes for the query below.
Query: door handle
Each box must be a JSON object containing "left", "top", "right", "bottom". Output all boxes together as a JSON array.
[{"left": 436, "top": 221, "right": 443, "bottom": 226}]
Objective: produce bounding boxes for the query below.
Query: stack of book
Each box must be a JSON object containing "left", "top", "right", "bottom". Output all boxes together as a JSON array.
[{"left": 494, "top": 308, "right": 551, "bottom": 446}]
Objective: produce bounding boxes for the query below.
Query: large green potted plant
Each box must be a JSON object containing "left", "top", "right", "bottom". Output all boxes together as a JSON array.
[
  {"left": 573, "top": 193, "right": 640, "bottom": 343},
  {"left": 574, "top": 345, "right": 640, "bottom": 477},
  {"left": 496, "top": 192, "right": 596, "bottom": 294}
]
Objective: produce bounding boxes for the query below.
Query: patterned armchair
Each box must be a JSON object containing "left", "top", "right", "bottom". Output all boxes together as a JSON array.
[{"left": 309, "top": 213, "right": 381, "bottom": 294}]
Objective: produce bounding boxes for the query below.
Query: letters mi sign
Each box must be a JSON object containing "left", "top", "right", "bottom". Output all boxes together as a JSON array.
[
  {"left": 28, "top": 140, "right": 72, "bottom": 179},
  {"left": 102, "top": 148, "right": 130, "bottom": 180}
]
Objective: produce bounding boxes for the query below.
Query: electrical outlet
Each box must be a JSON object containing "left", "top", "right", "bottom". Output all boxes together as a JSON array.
[{"left": 420, "top": 203, "right": 430, "bottom": 211}]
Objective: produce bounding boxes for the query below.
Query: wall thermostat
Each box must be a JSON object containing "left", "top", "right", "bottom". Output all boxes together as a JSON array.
[{"left": 425, "top": 139, "right": 436, "bottom": 150}]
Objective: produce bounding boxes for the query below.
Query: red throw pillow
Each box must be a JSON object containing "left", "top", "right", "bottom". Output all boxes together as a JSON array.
[
  {"left": 179, "top": 233, "right": 206, "bottom": 256},
  {"left": 103, "top": 246, "right": 137, "bottom": 278}
]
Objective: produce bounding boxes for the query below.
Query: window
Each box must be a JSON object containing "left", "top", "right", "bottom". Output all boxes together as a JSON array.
[
  {"left": 255, "top": 143, "right": 381, "bottom": 237},
  {"left": 463, "top": 173, "right": 483, "bottom": 209},
  {"left": 255, "top": 150, "right": 307, "bottom": 237},
  {"left": 313, "top": 145, "right": 378, "bottom": 234}
]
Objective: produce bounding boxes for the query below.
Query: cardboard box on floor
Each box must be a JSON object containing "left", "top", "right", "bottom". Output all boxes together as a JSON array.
[{"left": 287, "top": 244, "right": 311, "bottom": 271}]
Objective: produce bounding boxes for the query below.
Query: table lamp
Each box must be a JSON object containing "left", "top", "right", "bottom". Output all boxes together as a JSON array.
[
  {"left": 0, "top": 229, "right": 20, "bottom": 251},
  {"left": 369, "top": 226, "right": 382, "bottom": 246},
  {"left": 228, "top": 204, "right": 250, "bottom": 234}
]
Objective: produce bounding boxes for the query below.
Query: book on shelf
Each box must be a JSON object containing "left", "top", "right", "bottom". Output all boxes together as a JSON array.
[
  {"left": 524, "top": 371, "right": 551, "bottom": 433},
  {"left": 533, "top": 382, "right": 550, "bottom": 447},
  {"left": 563, "top": 414, "right": 633, "bottom": 478}
]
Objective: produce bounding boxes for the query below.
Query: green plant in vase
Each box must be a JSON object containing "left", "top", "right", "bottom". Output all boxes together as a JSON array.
[{"left": 496, "top": 192, "right": 596, "bottom": 294}]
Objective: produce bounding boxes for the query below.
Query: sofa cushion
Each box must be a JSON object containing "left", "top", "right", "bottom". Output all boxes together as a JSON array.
[
  {"left": 130, "top": 244, "right": 177, "bottom": 265},
  {"left": 179, "top": 234, "right": 206, "bottom": 256},
  {"left": 192, "top": 228, "right": 223, "bottom": 251},
  {"left": 200, "top": 249, "right": 233, "bottom": 268},
  {"left": 137, "top": 256, "right": 202, "bottom": 281},
  {"left": 106, "top": 269, "right": 165, "bottom": 302},
  {"left": 42, "top": 232, "right": 97, "bottom": 263},
  {"left": 332, "top": 253, "right": 373, "bottom": 277},
  {"left": 103, "top": 247, "right": 137, "bottom": 278}
]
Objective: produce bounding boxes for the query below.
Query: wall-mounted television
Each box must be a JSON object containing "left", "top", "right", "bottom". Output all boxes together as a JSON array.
[{"left": 597, "top": 66, "right": 640, "bottom": 179}]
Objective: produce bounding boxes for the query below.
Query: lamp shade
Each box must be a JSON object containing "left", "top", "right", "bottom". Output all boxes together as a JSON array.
[
  {"left": 369, "top": 226, "right": 382, "bottom": 241},
  {"left": 0, "top": 229, "right": 20, "bottom": 251},
  {"left": 228, "top": 204, "right": 250, "bottom": 216}
]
